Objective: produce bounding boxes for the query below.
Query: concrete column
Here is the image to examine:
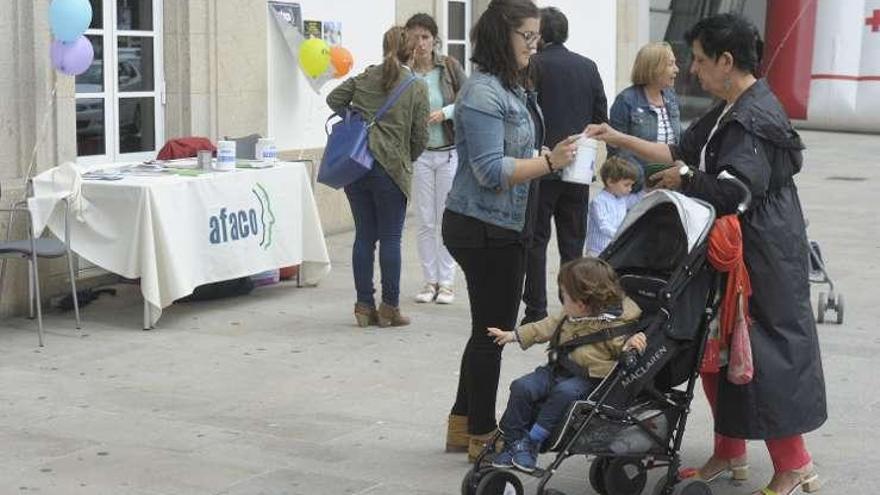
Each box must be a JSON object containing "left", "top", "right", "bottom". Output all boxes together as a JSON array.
[{"left": 615, "top": 0, "right": 650, "bottom": 94}]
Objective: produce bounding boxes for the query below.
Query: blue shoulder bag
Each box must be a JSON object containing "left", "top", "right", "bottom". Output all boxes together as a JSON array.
[{"left": 318, "top": 75, "right": 418, "bottom": 189}]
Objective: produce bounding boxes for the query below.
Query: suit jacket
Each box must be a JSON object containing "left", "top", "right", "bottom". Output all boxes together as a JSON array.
[{"left": 532, "top": 43, "right": 608, "bottom": 149}]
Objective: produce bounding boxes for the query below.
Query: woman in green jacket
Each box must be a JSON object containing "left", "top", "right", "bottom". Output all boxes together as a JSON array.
[{"left": 327, "top": 26, "right": 429, "bottom": 328}]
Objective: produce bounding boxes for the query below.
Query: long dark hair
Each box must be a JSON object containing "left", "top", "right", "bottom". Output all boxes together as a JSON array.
[
  {"left": 381, "top": 26, "right": 414, "bottom": 93},
  {"left": 470, "top": 0, "right": 539, "bottom": 90},
  {"left": 684, "top": 13, "right": 764, "bottom": 77}
]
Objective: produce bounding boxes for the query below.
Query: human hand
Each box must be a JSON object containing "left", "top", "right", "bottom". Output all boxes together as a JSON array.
[
  {"left": 623, "top": 332, "right": 647, "bottom": 354},
  {"left": 548, "top": 134, "right": 581, "bottom": 170},
  {"left": 427, "top": 110, "right": 445, "bottom": 125},
  {"left": 647, "top": 161, "right": 684, "bottom": 191},
  {"left": 584, "top": 123, "right": 623, "bottom": 146},
  {"left": 487, "top": 327, "right": 516, "bottom": 346}
]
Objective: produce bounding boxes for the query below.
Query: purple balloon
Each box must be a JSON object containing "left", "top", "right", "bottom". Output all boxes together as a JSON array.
[{"left": 50, "top": 36, "right": 94, "bottom": 76}]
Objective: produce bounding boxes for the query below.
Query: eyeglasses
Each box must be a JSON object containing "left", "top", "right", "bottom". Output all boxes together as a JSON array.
[{"left": 513, "top": 30, "right": 540, "bottom": 46}]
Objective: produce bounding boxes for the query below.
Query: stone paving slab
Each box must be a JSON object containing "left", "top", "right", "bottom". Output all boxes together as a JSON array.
[{"left": 1, "top": 130, "right": 878, "bottom": 494}]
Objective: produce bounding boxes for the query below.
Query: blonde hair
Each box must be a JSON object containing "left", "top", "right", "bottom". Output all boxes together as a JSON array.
[
  {"left": 381, "top": 26, "right": 415, "bottom": 93},
  {"left": 630, "top": 42, "right": 675, "bottom": 86}
]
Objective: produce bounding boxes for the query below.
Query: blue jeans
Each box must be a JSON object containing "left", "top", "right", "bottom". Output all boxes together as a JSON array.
[
  {"left": 499, "top": 365, "right": 600, "bottom": 442},
  {"left": 344, "top": 164, "right": 407, "bottom": 307}
]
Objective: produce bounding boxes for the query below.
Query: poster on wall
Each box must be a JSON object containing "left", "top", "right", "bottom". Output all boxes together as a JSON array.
[
  {"left": 323, "top": 21, "right": 342, "bottom": 45},
  {"left": 268, "top": 1, "right": 302, "bottom": 35},
  {"left": 303, "top": 20, "right": 323, "bottom": 39},
  {"left": 268, "top": 1, "right": 342, "bottom": 94}
]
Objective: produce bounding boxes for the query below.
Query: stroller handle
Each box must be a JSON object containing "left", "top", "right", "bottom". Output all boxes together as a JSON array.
[{"left": 718, "top": 170, "right": 752, "bottom": 214}]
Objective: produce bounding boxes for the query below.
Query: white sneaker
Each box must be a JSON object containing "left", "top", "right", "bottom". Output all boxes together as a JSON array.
[
  {"left": 435, "top": 285, "right": 455, "bottom": 304},
  {"left": 414, "top": 283, "right": 438, "bottom": 303}
]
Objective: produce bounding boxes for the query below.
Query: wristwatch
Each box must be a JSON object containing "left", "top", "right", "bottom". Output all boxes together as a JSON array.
[{"left": 678, "top": 164, "right": 694, "bottom": 186}]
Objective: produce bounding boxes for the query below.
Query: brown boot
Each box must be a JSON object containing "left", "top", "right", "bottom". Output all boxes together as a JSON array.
[
  {"left": 353, "top": 303, "right": 378, "bottom": 327},
  {"left": 446, "top": 414, "right": 469, "bottom": 453},
  {"left": 468, "top": 430, "right": 502, "bottom": 463},
  {"left": 377, "top": 302, "right": 410, "bottom": 327}
]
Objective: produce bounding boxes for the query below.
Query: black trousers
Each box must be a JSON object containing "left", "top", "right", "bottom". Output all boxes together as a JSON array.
[
  {"left": 447, "top": 243, "right": 527, "bottom": 435},
  {"left": 522, "top": 180, "right": 589, "bottom": 321}
]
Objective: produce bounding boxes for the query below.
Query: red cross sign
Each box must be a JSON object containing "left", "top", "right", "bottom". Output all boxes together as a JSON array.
[{"left": 867, "top": 9, "right": 880, "bottom": 32}]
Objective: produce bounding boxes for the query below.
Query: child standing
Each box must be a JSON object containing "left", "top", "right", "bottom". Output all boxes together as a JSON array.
[
  {"left": 586, "top": 156, "right": 641, "bottom": 257},
  {"left": 487, "top": 257, "right": 646, "bottom": 472}
]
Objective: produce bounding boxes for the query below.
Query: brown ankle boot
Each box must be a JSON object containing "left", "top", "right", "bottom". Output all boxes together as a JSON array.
[
  {"left": 468, "top": 430, "right": 501, "bottom": 463},
  {"left": 377, "top": 302, "right": 410, "bottom": 327},
  {"left": 446, "top": 414, "right": 469, "bottom": 453},
  {"left": 353, "top": 303, "right": 378, "bottom": 327}
]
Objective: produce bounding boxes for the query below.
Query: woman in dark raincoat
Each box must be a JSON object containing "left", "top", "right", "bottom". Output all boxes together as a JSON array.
[{"left": 586, "top": 13, "right": 826, "bottom": 495}]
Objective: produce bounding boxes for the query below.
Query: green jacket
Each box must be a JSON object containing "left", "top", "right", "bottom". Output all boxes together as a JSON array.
[{"left": 326, "top": 64, "right": 429, "bottom": 198}]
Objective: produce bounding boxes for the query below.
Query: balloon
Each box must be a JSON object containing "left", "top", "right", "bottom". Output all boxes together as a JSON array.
[
  {"left": 51, "top": 36, "right": 94, "bottom": 76},
  {"left": 49, "top": 0, "right": 93, "bottom": 43},
  {"left": 329, "top": 46, "right": 354, "bottom": 78},
  {"left": 298, "top": 38, "right": 331, "bottom": 78}
]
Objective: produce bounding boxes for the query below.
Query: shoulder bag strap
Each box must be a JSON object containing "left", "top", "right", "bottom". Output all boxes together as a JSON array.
[{"left": 370, "top": 75, "right": 418, "bottom": 126}]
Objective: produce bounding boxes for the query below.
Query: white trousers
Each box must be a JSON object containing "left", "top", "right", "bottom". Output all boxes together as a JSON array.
[{"left": 413, "top": 149, "right": 458, "bottom": 286}]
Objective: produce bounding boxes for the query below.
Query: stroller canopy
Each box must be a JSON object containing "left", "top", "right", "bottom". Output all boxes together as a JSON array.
[{"left": 616, "top": 190, "right": 714, "bottom": 255}]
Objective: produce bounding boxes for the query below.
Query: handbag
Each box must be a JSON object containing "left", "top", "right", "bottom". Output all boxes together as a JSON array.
[
  {"left": 318, "top": 75, "right": 418, "bottom": 189},
  {"left": 726, "top": 293, "right": 754, "bottom": 385}
]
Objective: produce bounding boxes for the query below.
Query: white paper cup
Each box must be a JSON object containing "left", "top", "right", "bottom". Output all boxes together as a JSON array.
[
  {"left": 561, "top": 137, "right": 597, "bottom": 184},
  {"left": 215, "top": 140, "right": 236, "bottom": 171}
]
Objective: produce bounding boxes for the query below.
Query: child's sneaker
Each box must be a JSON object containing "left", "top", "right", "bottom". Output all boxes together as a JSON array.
[
  {"left": 511, "top": 438, "right": 539, "bottom": 473},
  {"left": 491, "top": 447, "right": 515, "bottom": 469}
]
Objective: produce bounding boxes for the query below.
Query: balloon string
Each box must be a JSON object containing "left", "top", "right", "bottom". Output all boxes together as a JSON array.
[
  {"left": 21, "top": 79, "right": 60, "bottom": 199},
  {"left": 762, "top": 0, "right": 817, "bottom": 77}
]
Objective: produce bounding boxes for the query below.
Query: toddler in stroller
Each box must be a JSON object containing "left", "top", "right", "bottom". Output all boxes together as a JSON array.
[
  {"left": 487, "top": 257, "right": 647, "bottom": 473},
  {"left": 462, "top": 190, "right": 722, "bottom": 495}
]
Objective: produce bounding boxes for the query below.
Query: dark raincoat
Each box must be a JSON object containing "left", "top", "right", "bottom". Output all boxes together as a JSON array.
[{"left": 671, "top": 79, "right": 827, "bottom": 439}]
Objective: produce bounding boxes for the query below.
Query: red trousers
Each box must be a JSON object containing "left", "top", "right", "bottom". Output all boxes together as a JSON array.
[{"left": 701, "top": 372, "right": 811, "bottom": 472}]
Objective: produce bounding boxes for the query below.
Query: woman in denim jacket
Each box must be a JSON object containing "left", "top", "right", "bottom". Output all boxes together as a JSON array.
[
  {"left": 608, "top": 42, "right": 682, "bottom": 189},
  {"left": 440, "top": 0, "right": 579, "bottom": 462}
]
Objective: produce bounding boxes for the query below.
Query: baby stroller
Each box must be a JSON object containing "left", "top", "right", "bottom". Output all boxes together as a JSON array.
[
  {"left": 462, "top": 178, "right": 751, "bottom": 495},
  {"left": 808, "top": 238, "right": 843, "bottom": 324}
]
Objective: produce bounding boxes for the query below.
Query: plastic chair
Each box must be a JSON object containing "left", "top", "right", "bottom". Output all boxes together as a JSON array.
[{"left": 0, "top": 180, "right": 81, "bottom": 346}]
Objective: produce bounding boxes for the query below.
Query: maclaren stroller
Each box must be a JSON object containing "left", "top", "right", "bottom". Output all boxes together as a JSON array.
[{"left": 462, "top": 179, "right": 751, "bottom": 495}]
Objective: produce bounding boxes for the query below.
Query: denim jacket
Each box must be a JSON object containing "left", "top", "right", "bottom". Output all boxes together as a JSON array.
[
  {"left": 609, "top": 85, "right": 682, "bottom": 177},
  {"left": 445, "top": 69, "right": 538, "bottom": 231}
]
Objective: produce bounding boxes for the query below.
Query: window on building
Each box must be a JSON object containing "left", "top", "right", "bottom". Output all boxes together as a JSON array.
[
  {"left": 444, "top": 0, "right": 471, "bottom": 72},
  {"left": 75, "top": 0, "right": 164, "bottom": 164}
]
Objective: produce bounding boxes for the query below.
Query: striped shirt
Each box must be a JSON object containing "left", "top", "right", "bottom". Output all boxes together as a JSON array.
[{"left": 650, "top": 104, "right": 675, "bottom": 144}]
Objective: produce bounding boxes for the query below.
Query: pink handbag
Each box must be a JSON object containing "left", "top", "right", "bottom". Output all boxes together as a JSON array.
[{"left": 726, "top": 294, "right": 754, "bottom": 385}]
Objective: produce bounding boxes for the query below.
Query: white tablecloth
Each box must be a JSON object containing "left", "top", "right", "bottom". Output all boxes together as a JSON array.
[{"left": 30, "top": 162, "right": 331, "bottom": 325}]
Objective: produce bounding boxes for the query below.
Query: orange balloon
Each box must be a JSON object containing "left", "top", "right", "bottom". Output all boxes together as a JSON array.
[{"left": 330, "top": 46, "right": 354, "bottom": 78}]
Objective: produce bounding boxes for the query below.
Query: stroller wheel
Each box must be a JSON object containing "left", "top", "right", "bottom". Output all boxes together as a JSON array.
[
  {"left": 835, "top": 293, "right": 845, "bottom": 324},
  {"left": 462, "top": 467, "right": 495, "bottom": 495},
  {"left": 603, "top": 458, "right": 647, "bottom": 495},
  {"left": 474, "top": 468, "right": 523, "bottom": 495},
  {"left": 588, "top": 457, "right": 610, "bottom": 495},
  {"left": 816, "top": 292, "right": 827, "bottom": 324},
  {"left": 671, "top": 479, "right": 712, "bottom": 495}
]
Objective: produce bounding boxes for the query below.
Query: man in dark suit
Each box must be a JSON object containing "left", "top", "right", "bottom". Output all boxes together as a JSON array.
[{"left": 522, "top": 7, "right": 608, "bottom": 324}]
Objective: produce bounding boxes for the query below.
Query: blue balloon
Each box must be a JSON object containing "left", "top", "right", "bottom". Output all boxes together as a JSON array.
[{"left": 49, "top": 0, "right": 93, "bottom": 43}]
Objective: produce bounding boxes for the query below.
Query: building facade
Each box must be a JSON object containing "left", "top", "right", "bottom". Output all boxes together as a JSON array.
[{"left": 0, "top": 0, "right": 639, "bottom": 317}]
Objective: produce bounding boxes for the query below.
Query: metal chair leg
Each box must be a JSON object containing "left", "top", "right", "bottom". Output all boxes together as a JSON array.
[
  {"left": 31, "top": 256, "right": 44, "bottom": 347},
  {"left": 66, "top": 251, "right": 81, "bottom": 329},
  {"left": 28, "top": 260, "right": 35, "bottom": 319}
]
